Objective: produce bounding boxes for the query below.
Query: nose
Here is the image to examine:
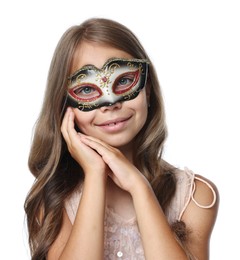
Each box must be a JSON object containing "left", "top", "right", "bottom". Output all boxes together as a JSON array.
[{"left": 99, "top": 102, "right": 122, "bottom": 112}]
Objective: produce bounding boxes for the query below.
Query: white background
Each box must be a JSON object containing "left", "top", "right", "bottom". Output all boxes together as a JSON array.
[{"left": 0, "top": 0, "right": 239, "bottom": 259}]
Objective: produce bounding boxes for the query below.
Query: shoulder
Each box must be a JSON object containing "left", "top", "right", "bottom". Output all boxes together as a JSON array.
[
  {"left": 174, "top": 168, "right": 219, "bottom": 210},
  {"left": 175, "top": 168, "right": 219, "bottom": 218},
  {"left": 166, "top": 167, "right": 219, "bottom": 223},
  {"left": 192, "top": 173, "right": 219, "bottom": 210},
  {"left": 176, "top": 169, "right": 219, "bottom": 258},
  {"left": 181, "top": 172, "right": 219, "bottom": 228},
  {"left": 181, "top": 171, "right": 219, "bottom": 247}
]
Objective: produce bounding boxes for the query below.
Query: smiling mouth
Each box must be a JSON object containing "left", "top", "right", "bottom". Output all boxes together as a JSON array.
[
  {"left": 96, "top": 116, "right": 132, "bottom": 127},
  {"left": 106, "top": 122, "right": 118, "bottom": 126}
]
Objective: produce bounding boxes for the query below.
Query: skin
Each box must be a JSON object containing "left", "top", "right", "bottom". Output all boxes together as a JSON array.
[{"left": 48, "top": 42, "right": 219, "bottom": 260}]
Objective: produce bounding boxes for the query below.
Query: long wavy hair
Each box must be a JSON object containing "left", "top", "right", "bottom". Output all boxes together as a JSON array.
[{"left": 24, "top": 18, "right": 190, "bottom": 259}]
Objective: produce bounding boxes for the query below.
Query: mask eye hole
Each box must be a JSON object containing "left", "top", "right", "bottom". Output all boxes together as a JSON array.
[
  {"left": 69, "top": 84, "right": 102, "bottom": 101},
  {"left": 113, "top": 70, "right": 139, "bottom": 95}
]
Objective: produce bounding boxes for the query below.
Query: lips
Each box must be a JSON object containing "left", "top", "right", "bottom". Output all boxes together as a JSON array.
[{"left": 96, "top": 116, "right": 131, "bottom": 127}]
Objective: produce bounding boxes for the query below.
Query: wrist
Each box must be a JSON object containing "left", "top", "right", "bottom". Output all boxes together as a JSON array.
[
  {"left": 129, "top": 173, "right": 152, "bottom": 198},
  {"left": 84, "top": 171, "right": 108, "bottom": 187}
]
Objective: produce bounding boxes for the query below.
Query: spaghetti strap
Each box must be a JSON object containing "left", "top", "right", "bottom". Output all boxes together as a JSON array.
[
  {"left": 178, "top": 168, "right": 217, "bottom": 221},
  {"left": 192, "top": 175, "right": 217, "bottom": 208}
]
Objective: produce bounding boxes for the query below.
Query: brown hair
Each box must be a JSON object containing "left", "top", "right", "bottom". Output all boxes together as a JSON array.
[{"left": 24, "top": 18, "right": 188, "bottom": 259}]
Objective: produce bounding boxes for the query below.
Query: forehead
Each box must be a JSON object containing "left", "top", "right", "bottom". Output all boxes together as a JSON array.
[{"left": 71, "top": 42, "right": 133, "bottom": 74}]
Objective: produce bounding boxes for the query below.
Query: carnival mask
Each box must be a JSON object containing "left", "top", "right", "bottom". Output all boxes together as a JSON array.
[{"left": 67, "top": 58, "right": 149, "bottom": 111}]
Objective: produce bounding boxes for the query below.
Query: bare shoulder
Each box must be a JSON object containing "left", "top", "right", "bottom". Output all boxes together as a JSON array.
[
  {"left": 182, "top": 173, "right": 219, "bottom": 229},
  {"left": 181, "top": 173, "right": 219, "bottom": 258}
]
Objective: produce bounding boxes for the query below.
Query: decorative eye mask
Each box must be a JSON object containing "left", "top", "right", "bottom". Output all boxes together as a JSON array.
[{"left": 67, "top": 58, "right": 149, "bottom": 111}]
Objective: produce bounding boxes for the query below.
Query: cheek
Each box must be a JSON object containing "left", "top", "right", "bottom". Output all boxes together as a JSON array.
[
  {"left": 129, "top": 90, "right": 148, "bottom": 125},
  {"left": 139, "top": 92, "right": 149, "bottom": 122},
  {"left": 135, "top": 90, "right": 148, "bottom": 113},
  {"left": 73, "top": 108, "right": 94, "bottom": 133},
  {"left": 139, "top": 103, "right": 148, "bottom": 127}
]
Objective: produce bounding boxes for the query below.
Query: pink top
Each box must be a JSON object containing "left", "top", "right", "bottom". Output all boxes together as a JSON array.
[{"left": 65, "top": 168, "right": 216, "bottom": 260}]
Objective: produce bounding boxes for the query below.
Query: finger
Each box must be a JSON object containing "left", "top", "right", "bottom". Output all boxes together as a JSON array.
[
  {"left": 66, "top": 108, "right": 77, "bottom": 136},
  {"left": 80, "top": 137, "right": 117, "bottom": 164},
  {"left": 61, "top": 107, "right": 71, "bottom": 144},
  {"left": 80, "top": 135, "right": 113, "bottom": 151},
  {"left": 80, "top": 136, "right": 110, "bottom": 152}
]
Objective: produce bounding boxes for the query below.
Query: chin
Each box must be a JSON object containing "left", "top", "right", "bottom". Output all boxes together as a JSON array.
[{"left": 102, "top": 136, "right": 133, "bottom": 149}]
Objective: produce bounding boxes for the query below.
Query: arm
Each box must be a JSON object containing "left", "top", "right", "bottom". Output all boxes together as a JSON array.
[
  {"left": 130, "top": 177, "right": 188, "bottom": 260},
  {"left": 48, "top": 108, "right": 107, "bottom": 260},
  {"left": 48, "top": 175, "right": 106, "bottom": 260},
  {"left": 58, "top": 174, "right": 107, "bottom": 260}
]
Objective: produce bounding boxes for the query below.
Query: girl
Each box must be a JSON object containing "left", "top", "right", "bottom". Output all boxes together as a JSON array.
[{"left": 24, "top": 18, "right": 219, "bottom": 260}]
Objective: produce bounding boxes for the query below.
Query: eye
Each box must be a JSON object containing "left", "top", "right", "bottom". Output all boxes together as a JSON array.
[
  {"left": 113, "top": 71, "right": 139, "bottom": 94},
  {"left": 69, "top": 84, "right": 102, "bottom": 101},
  {"left": 119, "top": 77, "right": 132, "bottom": 85}
]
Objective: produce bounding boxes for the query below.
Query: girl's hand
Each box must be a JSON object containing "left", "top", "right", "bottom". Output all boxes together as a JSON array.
[
  {"left": 80, "top": 135, "right": 150, "bottom": 193},
  {"left": 61, "top": 108, "right": 107, "bottom": 175}
]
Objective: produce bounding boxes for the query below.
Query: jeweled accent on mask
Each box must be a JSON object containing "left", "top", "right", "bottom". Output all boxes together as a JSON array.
[{"left": 67, "top": 58, "right": 149, "bottom": 111}]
